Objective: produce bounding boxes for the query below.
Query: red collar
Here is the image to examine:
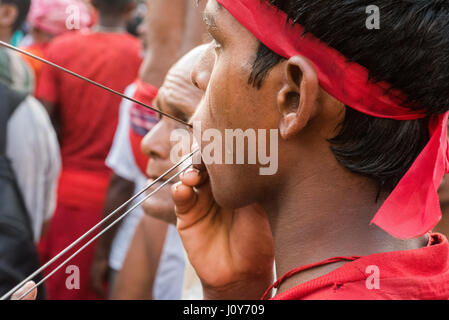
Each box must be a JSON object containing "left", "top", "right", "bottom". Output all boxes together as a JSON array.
[{"left": 265, "top": 233, "right": 449, "bottom": 300}]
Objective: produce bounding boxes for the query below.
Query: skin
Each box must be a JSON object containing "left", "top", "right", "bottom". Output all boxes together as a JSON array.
[
  {"left": 112, "top": 46, "right": 207, "bottom": 299},
  {"left": 91, "top": 0, "right": 137, "bottom": 30},
  {"left": 30, "top": 27, "right": 54, "bottom": 44},
  {"left": 10, "top": 281, "right": 37, "bottom": 300},
  {"left": 141, "top": 45, "right": 207, "bottom": 224},
  {"left": 139, "top": 0, "right": 206, "bottom": 88},
  {"left": 0, "top": 3, "right": 18, "bottom": 42},
  {"left": 111, "top": 215, "right": 168, "bottom": 300},
  {"left": 171, "top": 0, "right": 428, "bottom": 300}
]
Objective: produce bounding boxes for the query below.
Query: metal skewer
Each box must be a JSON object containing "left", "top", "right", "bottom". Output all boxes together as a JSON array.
[
  {"left": 0, "top": 40, "right": 192, "bottom": 128},
  {"left": 1, "top": 151, "right": 197, "bottom": 300},
  {"left": 16, "top": 161, "right": 192, "bottom": 300}
]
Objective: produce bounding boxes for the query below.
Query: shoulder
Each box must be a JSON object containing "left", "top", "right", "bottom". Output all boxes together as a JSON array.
[
  {"left": 45, "top": 31, "right": 87, "bottom": 55},
  {"left": 9, "top": 96, "right": 55, "bottom": 138},
  {"left": 111, "top": 34, "right": 142, "bottom": 54}
]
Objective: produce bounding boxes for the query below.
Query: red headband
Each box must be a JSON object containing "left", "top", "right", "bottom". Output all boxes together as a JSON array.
[{"left": 217, "top": 0, "right": 449, "bottom": 239}]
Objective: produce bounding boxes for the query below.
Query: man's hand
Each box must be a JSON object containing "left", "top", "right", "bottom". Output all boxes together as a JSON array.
[
  {"left": 11, "top": 281, "right": 37, "bottom": 300},
  {"left": 172, "top": 168, "right": 275, "bottom": 300},
  {"left": 90, "top": 247, "right": 110, "bottom": 298}
]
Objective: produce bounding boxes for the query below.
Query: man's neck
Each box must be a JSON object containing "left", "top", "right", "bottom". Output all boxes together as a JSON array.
[
  {"left": 93, "top": 15, "right": 127, "bottom": 33},
  {"left": 263, "top": 155, "right": 427, "bottom": 295}
]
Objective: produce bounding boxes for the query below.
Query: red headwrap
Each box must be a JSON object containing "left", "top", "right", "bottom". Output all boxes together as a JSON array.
[
  {"left": 128, "top": 79, "right": 159, "bottom": 176},
  {"left": 217, "top": 0, "right": 449, "bottom": 239}
]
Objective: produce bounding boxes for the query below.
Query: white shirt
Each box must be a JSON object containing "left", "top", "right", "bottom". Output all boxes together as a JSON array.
[
  {"left": 6, "top": 96, "right": 61, "bottom": 242},
  {"left": 106, "top": 84, "right": 185, "bottom": 299}
]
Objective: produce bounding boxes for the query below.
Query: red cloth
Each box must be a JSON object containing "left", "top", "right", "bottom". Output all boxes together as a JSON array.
[
  {"left": 36, "top": 31, "right": 141, "bottom": 300},
  {"left": 38, "top": 201, "right": 105, "bottom": 300},
  {"left": 128, "top": 79, "right": 159, "bottom": 176},
  {"left": 217, "top": 0, "right": 449, "bottom": 239},
  {"left": 266, "top": 233, "right": 449, "bottom": 300},
  {"left": 57, "top": 170, "right": 111, "bottom": 209},
  {"left": 36, "top": 30, "right": 142, "bottom": 176}
]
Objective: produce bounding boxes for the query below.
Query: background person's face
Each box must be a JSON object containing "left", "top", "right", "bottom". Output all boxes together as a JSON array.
[
  {"left": 142, "top": 91, "right": 194, "bottom": 181},
  {"left": 190, "top": 0, "right": 282, "bottom": 209},
  {"left": 140, "top": 84, "right": 198, "bottom": 223},
  {"left": 0, "top": 3, "right": 18, "bottom": 40}
]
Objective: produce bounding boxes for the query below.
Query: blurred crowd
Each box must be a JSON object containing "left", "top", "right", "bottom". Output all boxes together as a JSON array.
[{"left": 1, "top": 0, "right": 449, "bottom": 302}]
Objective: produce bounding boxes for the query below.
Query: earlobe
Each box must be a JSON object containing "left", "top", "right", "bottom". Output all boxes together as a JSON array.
[{"left": 277, "top": 55, "right": 319, "bottom": 139}]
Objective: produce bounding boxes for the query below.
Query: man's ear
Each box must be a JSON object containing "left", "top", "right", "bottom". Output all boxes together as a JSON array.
[
  {"left": 0, "top": 4, "right": 18, "bottom": 30},
  {"left": 277, "top": 55, "right": 319, "bottom": 139}
]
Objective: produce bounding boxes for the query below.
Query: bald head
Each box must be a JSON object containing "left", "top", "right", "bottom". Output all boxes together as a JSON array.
[{"left": 157, "top": 45, "right": 208, "bottom": 119}]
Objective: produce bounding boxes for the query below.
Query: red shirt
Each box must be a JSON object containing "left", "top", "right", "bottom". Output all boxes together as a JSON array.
[
  {"left": 37, "top": 30, "right": 141, "bottom": 173},
  {"left": 36, "top": 31, "right": 141, "bottom": 206},
  {"left": 271, "top": 233, "right": 449, "bottom": 300}
]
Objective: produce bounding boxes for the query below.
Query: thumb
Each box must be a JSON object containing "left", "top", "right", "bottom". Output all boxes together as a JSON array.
[
  {"left": 172, "top": 181, "right": 198, "bottom": 215},
  {"left": 173, "top": 181, "right": 216, "bottom": 231}
]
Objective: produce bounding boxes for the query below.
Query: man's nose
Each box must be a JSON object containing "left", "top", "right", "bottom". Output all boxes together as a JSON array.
[
  {"left": 191, "top": 44, "right": 215, "bottom": 92},
  {"left": 141, "top": 121, "right": 170, "bottom": 160}
]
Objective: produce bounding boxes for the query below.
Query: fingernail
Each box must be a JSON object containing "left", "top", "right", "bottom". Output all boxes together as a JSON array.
[
  {"left": 185, "top": 168, "right": 200, "bottom": 176},
  {"left": 173, "top": 181, "right": 182, "bottom": 191}
]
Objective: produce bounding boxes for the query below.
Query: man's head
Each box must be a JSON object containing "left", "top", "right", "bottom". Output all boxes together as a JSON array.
[
  {"left": 28, "top": 0, "right": 91, "bottom": 42},
  {"left": 0, "top": 0, "right": 31, "bottom": 41},
  {"left": 141, "top": 44, "right": 210, "bottom": 223},
  {"left": 91, "top": 0, "right": 136, "bottom": 19},
  {"left": 191, "top": 0, "right": 449, "bottom": 209}
]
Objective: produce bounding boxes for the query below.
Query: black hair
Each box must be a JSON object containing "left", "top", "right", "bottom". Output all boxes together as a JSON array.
[
  {"left": 2, "top": 0, "right": 31, "bottom": 32},
  {"left": 250, "top": 0, "right": 449, "bottom": 193},
  {"left": 91, "top": 0, "right": 135, "bottom": 15}
]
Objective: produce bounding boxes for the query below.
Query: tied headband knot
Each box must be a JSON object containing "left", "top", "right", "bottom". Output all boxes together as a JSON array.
[{"left": 217, "top": 0, "right": 449, "bottom": 239}]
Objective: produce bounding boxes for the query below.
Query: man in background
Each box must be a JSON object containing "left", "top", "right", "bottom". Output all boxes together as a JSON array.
[
  {"left": 0, "top": 0, "right": 60, "bottom": 299},
  {"left": 91, "top": 0, "right": 206, "bottom": 299},
  {"left": 36, "top": 0, "right": 141, "bottom": 300},
  {"left": 110, "top": 46, "right": 208, "bottom": 300},
  {"left": 0, "top": 0, "right": 60, "bottom": 246},
  {"left": 21, "top": 0, "right": 91, "bottom": 91}
]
